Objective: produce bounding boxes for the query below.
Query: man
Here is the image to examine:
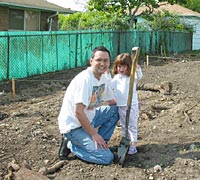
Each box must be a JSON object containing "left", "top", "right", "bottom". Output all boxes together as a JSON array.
[{"left": 58, "top": 46, "right": 119, "bottom": 165}]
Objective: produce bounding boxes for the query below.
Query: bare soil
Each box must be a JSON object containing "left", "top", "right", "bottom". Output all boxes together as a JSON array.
[{"left": 0, "top": 55, "right": 200, "bottom": 180}]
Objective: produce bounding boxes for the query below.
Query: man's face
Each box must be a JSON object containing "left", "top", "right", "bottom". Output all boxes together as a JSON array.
[{"left": 90, "top": 51, "right": 110, "bottom": 76}]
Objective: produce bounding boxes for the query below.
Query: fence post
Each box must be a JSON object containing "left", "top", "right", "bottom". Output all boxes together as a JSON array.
[
  {"left": 12, "top": 78, "right": 16, "bottom": 98},
  {"left": 146, "top": 54, "right": 149, "bottom": 68}
]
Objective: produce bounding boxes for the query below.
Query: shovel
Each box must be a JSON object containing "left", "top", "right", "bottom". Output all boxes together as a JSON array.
[{"left": 117, "top": 47, "right": 140, "bottom": 167}]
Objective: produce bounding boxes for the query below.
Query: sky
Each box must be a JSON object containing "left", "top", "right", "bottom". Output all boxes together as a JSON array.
[{"left": 47, "top": 0, "right": 88, "bottom": 11}]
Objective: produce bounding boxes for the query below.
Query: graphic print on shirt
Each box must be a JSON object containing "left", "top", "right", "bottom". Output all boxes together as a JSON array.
[{"left": 88, "top": 84, "right": 105, "bottom": 110}]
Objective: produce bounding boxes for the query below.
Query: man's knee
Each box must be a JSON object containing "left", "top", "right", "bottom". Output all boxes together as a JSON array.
[
  {"left": 110, "top": 105, "right": 119, "bottom": 120},
  {"left": 100, "top": 151, "right": 114, "bottom": 165},
  {"left": 110, "top": 104, "right": 118, "bottom": 111}
]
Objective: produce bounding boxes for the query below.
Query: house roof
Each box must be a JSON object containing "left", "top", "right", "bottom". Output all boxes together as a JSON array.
[
  {"left": 136, "top": 2, "right": 200, "bottom": 17},
  {"left": 0, "top": 0, "right": 76, "bottom": 13}
]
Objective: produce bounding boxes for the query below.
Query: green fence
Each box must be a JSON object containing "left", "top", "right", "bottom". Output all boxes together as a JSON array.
[{"left": 0, "top": 30, "right": 192, "bottom": 82}]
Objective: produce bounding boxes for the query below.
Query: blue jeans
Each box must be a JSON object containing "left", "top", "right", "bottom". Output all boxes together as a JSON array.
[{"left": 64, "top": 105, "right": 119, "bottom": 165}]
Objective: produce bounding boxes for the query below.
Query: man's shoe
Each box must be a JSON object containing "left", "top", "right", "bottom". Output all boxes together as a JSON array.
[{"left": 58, "top": 135, "right": 71, "bottom": 160}]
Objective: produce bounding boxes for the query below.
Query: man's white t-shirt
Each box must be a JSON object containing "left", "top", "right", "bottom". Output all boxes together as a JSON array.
[{"left": 58, "top": 67, "right": 114, "bottom": 134}]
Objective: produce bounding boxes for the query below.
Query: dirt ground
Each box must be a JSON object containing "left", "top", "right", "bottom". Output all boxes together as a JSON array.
[{"left": 0, "top": 54, "right": 200, "bottom": 180}]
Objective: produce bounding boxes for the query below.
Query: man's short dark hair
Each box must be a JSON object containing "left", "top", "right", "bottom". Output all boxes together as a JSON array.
[{"left": 91, "top": 46, "right": 110, "bottom": 59}]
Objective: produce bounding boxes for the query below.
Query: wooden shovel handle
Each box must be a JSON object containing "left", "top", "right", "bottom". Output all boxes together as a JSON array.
[{"left": 125, "top": 47, "right": 140, "bottom": 138}]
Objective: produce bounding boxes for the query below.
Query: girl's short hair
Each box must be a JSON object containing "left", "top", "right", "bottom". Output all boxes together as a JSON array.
[{"left": 112, "top": 53, "right": 132, "bottom": 76}]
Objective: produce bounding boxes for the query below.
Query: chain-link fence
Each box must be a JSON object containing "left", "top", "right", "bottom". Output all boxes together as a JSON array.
[{"left": 0, "top": 30, "right": 192, "bottom": 82}]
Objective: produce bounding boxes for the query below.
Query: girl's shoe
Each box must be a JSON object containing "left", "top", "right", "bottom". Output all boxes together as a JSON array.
[{"left": 128, "top": 145, "right": 137, "bottom": 155}]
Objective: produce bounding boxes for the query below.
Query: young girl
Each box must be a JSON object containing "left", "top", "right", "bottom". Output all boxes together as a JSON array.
[{"left": 111, "top": 53, "right": 143, "bottom": 155}]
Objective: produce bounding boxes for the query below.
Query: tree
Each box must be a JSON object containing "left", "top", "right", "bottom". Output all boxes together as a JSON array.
[
  {"left": 87, "top": 0, "right": 188, "bottom": 28},
  {"left": 180, "top": 0, "right": 200, "bottom": 13},
  {"left": 58, "top": 0, "right": 195, "bottom": 31},
  {"left": 140, "top": 9, "right": 193, "bottom": 32},
  {"left": 59, "top": 11, "right": 129, "bottom": 30}
]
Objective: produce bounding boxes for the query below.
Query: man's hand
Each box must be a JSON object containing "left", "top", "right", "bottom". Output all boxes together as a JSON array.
[
  {"left": 75, "top": 103, "right": 108, "bottom": 150},
  {"left": 91, "top": 133, "right": 108, "bottom": 150}
]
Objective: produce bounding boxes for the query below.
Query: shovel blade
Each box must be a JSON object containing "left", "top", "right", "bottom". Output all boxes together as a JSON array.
[{"left": 117, "top": 137, "right": 130, "bottom": 166}]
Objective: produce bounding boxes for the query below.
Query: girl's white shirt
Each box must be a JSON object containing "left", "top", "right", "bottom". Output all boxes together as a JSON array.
[{"left": 111, "top": 66, "right": 143, "bottom": 106}]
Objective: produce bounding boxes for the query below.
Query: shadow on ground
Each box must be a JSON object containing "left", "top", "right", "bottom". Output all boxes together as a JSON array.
[{"left": 122, "top": 142, "right": 200, "bottom": 168}]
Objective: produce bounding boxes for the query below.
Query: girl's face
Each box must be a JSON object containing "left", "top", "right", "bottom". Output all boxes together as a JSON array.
[{"left": 117, "top": 64, "right": 128, "bottom": 75}]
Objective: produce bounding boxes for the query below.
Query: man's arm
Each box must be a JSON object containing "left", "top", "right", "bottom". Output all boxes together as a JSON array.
[
  {"left": 101, "top": 99, "right": 116, "bottom": 106},
  {"left": 75, "top": 103, "right": 108, "bottom": 150},
  {"left": 106, "top": 99, "right": 116, "bottom": 105}
]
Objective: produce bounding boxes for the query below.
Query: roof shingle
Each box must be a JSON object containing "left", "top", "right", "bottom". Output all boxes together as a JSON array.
[
  {"left": 136, "top": 2, "right": 200, "bottom": 17},
  {"left": 0, "top": 0, "right": 75, "bottom": 13}
]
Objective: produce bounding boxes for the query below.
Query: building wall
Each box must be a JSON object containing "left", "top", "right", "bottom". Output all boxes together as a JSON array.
[
  {"left": 0, "top": 6, "right": 9, "bottom": 31},
  {"left": 41, "top": 12, "right": 50, "bottom": 31},
  {"left": 0, "top": 6, "right": 59, "bottom": 31},
  {"left": 41, "top": 12, "right": 59, "bottom": 31},
  {"left": 181, "top": 16, "right": 200, "bottom": 50}
]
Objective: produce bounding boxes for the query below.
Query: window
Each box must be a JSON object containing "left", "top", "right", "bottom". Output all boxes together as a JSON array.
[
  {"left": 25, "top": 10, "right": 40, "bottom": 31},
  {"left": 9, "top": 9, "right": 40, "bottom": 31},
  {"left": 9, "top": 9, "right": 24, "bottom": 30}
]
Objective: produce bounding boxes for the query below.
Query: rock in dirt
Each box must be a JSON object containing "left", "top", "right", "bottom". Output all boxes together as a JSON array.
[{"left": 14, "top": 167, "right": 50, "bottom": 180}]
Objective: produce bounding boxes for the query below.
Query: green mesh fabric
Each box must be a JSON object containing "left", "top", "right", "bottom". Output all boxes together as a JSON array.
[{"left": 0, "top": 30, "right": 192, "bottom": 82}]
